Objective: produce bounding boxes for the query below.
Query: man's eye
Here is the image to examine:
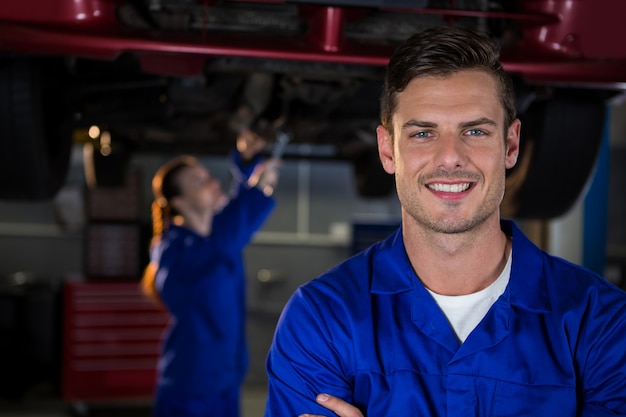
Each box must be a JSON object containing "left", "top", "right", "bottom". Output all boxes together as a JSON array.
[
  {"left": 466, "top": 129, "right": 485, "bottom": 136},
  {"left": 411, "top": 131, "right": 431, "bottom": 139}
]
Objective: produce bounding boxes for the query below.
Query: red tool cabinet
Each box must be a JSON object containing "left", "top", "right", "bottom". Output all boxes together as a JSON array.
[{"left": 62, "top": 280, "right": 169, "bottom": 404}]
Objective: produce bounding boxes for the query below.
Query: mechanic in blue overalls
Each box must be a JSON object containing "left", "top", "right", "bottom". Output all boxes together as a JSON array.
[
  {"left": 142, "top": 118, "right": 280, "bottom": 417},
  {"left": 264, "top": 26, "right": 626, "bottom": 417}
]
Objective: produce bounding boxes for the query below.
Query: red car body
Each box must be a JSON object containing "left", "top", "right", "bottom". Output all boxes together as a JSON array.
[
  {"left": 1, "top": 0, "right": 625, "bottom": 84},
  {"left": 0, "top": 0, "right": 621, "bottom": 218}
]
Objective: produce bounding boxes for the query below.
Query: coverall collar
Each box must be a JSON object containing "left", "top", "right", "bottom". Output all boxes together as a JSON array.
[{"left": 370, "top": 219, "right": 552, "bottom": 314}]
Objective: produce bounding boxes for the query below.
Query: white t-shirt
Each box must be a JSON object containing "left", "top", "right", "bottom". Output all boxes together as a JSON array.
[{"left": 428, "top": 251, "right": 512, "bottom": 343}]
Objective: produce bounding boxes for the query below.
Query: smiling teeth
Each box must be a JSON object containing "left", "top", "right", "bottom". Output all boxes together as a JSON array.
[{"left": 429, "top": 183, "right": 470, "bottom": 192}]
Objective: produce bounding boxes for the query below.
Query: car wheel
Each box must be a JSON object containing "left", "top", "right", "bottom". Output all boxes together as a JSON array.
[
  {"left": 0, "top": 58, "right": 73, "bottom": 200},
  {"left": 503, "top": 90, "right": 607, "bottom": 220}
]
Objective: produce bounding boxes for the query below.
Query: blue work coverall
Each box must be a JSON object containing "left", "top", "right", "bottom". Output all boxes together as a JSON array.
[
  {"left": 265, "top": 220, "right": 626, "bottom": 416},
  {"left": 153, "top": 154, "right": 276, "bottom": 417}
]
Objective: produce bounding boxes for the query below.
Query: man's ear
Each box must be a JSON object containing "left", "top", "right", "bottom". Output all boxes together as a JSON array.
[
  {"left": 505, "top": 118, "right": 521, "bottom": 169},
  {"left": 376, "top": 125, "right": 396, "bottom": 175}
]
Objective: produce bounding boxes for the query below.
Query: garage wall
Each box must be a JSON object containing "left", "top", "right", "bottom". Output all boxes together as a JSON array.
[
  {"left": 0, "top": 103, "right": 624, "bottom": 387},
  {"left": 0, "top": 150, "right": 400, "bottom": 276},
  {"left": 0, "top": 147, "right": 402, "bottom": 389}
]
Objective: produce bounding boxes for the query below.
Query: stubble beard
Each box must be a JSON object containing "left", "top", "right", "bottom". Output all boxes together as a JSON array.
[{"left": 398, "top": 178, "right": 505, "bottom": 236}]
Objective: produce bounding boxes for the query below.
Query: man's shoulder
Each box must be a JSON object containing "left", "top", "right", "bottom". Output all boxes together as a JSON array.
[
  {"left": 300, "top": 234, "right": 406, "bottom": 300},
  {"left": 307, "top": 247, "right": 376, "bottom": 289},
  {"left": 545, "top": 252, "right": 626, "bottom": 297}
]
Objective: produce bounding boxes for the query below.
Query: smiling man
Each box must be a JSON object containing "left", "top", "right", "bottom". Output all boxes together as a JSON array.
[{"left": 264, "top": 26, "right": 626, "bottom": 417}]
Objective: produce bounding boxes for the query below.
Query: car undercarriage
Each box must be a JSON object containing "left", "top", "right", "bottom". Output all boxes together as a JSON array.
[{"left": 0, "top": 0, "right": 624, "bottom": 218}]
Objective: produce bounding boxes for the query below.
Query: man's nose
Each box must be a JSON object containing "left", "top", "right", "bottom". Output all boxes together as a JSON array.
[{"left": 435, "top": 134, "right": 466, "bottom": 169}]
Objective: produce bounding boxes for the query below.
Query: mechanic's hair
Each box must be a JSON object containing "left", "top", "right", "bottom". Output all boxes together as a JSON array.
[
  {"left": 380, "top": 26, "right": 517, "bottom": 137},
  {"left": 141, "top": 155, "right": 198, "bottom": 307}
]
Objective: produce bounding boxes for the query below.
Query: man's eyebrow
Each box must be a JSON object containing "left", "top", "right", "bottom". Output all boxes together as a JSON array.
[
  {"left": 401, "top": 120, "right": 437, "bottom": 130},
  {"left": 459, "top": 117, "right": 498, "bottom": 129},
  {"left": 401, "top": 118, "right": 498, "bottom": 130}
]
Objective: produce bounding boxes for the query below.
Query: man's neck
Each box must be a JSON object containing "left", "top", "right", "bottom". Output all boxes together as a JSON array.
[{"left": 403, "top": 217, "right": 511, "bottom": 296}]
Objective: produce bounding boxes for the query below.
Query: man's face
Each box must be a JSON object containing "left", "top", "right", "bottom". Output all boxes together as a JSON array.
[{"left": 377, "top": 70, "right": 520, "bottom": 235}]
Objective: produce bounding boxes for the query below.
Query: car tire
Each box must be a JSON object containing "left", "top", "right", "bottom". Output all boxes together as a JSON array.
[
  {"left": 503, "top": 90, "right": 607, "bottom": 219},
  {"left": 0, "top": 58, "right": 73, "bottom": 200}
]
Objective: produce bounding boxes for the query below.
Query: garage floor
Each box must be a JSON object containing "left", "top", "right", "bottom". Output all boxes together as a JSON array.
[{"left": 0, "top": 384, "right": 268, "bottom": 417}]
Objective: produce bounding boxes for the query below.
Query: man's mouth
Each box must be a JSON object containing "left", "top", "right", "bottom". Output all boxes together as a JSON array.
[{"left": 427, "top": 182, "right": 471, "bottom": 193}]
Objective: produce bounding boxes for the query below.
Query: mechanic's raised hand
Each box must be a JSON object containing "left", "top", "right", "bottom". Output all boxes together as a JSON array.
[
  {"left": 299, "top": 394, "right": 364, "bottom": 417},
  {"left": 237, "top": 128, "right": 267, "bottom": 161},
  {"left": 248, "top": 157, "right": 282, "bottom": 196}
]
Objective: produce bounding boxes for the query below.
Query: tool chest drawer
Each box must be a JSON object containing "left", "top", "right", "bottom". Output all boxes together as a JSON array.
[{"left": 62, "top": 281, "right": 168, "bottom": 403}]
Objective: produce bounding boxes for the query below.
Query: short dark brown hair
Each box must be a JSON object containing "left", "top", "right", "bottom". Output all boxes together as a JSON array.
[{"left": 380, "top": 26, "right": 516, "bottom": 136}]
